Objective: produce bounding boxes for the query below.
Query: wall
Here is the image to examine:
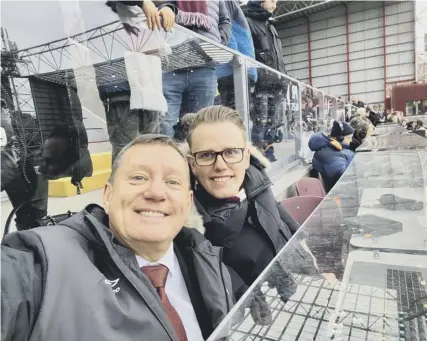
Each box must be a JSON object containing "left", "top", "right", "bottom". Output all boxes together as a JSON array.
[
  {"left": 277, "top": 1, "right": 415, "bottom": 106},
  {"left": 391, "top": 83, "right": 427, "bottom": 112}
]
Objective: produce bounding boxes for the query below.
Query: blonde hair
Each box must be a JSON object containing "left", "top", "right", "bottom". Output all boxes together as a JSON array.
[
  {"left": 356, "top": 107, "right": 367, "bottom": 118},
  {"left": 187, "top": 105, "right": 247, "bottom": 147}
]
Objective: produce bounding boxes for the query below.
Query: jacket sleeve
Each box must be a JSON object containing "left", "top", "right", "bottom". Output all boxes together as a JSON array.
[
  {"left": 1, "top": 233, "right": 45, "bottom": 341},
  {"left": 106, "top": 1, "right": 177, "bottom": 14},
  {"left": 218, "top": 0, "right": 232, "bottom": 45},
  {"left": 325, "top": 152, "right": 353, "bottom": 182},
  {"left": 226, "top": 265, "right": 248, "bottom": 301}
]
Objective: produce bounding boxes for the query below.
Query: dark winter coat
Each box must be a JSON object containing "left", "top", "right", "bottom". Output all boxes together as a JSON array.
[
  {"left": 243, "top": 3, "right": 287, "bottom": 87},
  {"left": 216, "top": 0, "right": 257, "bottom": 82},
  {"left": 192, "top": 150, "right": 299, "bottom": 300},
  {"left": 309, "top": 132, "right": 355, "bottom": 192},
  {"left": 1, "top": 204, "right": 233, "bottom": 341}
]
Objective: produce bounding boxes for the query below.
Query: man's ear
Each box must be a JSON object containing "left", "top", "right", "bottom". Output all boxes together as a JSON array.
[
  {"left": 244, "top": 147, "right": 251, "bottom": 170},
  {"left": 103, "top": 182, "right": 113, "bottom": 214},
  {"left": 188, "top": 156, "right": 197, "bottom": 174},
  {"left": 188, "top": 190, "right": 193, "bottom": 211}
]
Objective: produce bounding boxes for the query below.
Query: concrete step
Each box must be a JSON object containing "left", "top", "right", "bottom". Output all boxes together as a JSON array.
[
  {"left": 48, "top": 169, "right": 111, "bottom": 197},
  {"left": 91, "top": 151, "right": 112, "bottom": 171}
]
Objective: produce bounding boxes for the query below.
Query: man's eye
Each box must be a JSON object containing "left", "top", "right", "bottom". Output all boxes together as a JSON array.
[
  {"left": 226, "top": 148, "right": 239, "bottom": 155},
  {"left": 199, "top": 152, "right": 215, "bottom": 159},
  {"left": 167, "top": 179, "right": 181, "bottom": 186},
  {"left": 131, "top": 175, "right": 146, "bottom": 181}
]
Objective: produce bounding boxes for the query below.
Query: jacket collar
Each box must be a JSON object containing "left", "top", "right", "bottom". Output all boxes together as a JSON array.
[
  {"left": 244, "top": 4, "right": 273, "bottom": 21},
  {"left": 62, "top": 204, "right": 207, "bottom": 261}
]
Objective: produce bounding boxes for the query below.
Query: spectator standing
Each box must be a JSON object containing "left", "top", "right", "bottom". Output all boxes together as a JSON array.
[
  {"left": 1, "top": 135, "right": 233, "bottom": 341},
  {"left": 309, "top": 121, "right": 355, "bottom": 192},
  {"left": 105, "top": 0, "right": 176, "bottom": 161},
  {"left": 216, "top": 0, "right": 257, "bottom": 109},
  {"left": 161, "top": 0, "right": 231, "bottom": 136},
  {"left": 243, "top": 0, "right": 286, "bottom": 159}
]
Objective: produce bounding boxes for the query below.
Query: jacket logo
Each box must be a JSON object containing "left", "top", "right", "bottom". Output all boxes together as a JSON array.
[{"left": 105, "top": 278, "right": 121, "bottom": 293}]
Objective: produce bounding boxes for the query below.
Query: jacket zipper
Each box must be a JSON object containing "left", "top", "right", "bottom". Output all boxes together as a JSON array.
[
  {"left": 269, "top": 23, "right": 280, "bottom": 71},
  {"left": 218, "top": 247, "right": 231, "bottom": 312}
]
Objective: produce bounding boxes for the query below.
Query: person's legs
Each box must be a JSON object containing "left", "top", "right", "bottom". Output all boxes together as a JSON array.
[
  {"left": 185, "top": 67, "right": 217, "bottom": 113},
  {"left": 217, "top": 75, "right": 235, "bottom": 109},
  {"left": 138, "top": 110, "right": 160, "bottom": 134},
  {"left": 161, "top": 71, "right": 184, "bottom": 137},
  {"left": 105, "top": 99, "right": 139, "bottom": 163},
  {"left": 252, "top": 87, "right": 270, "bottom": 143}
]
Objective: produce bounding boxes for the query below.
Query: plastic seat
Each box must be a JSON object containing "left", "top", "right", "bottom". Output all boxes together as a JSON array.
[
  {"left": 296, "top": 177, "right": 326, "bottom": 197},
  {"left": 281, "top": 196, "right": 324, "bottom": 226}
]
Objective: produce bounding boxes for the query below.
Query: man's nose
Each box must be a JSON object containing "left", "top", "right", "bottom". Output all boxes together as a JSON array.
[
  {"left": 213, "top": 154, "right": 228, "bottom": 171},
  {"left": 143, "top": 180, "right": 167, "bottom": 201}
]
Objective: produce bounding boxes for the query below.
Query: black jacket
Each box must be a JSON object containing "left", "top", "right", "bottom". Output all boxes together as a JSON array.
[
  {"left": 1, "top": 205, "right": 233, "bottom": 341},
  {"left": 243, "top": 4, "right": 287, "bottom": 86},
  {"left": 193, "top": 155, "right": 299, "bottom": 300}
]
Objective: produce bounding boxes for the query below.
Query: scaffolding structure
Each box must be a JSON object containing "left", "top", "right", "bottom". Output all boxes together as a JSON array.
[
  {"left": 273, "top": 0, "right": 346, "bottom": 21},
  {"left": 1, "top": 28, "right": 43, "bottom": 159}
]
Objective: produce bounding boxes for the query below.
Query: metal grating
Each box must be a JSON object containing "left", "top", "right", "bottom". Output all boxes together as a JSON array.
[{"left": 27, "top": 38, "right": 234, "bottom": 88}]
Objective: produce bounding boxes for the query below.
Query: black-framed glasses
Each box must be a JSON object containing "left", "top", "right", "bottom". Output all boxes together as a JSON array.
[{"left": 192, "top": 148, "right": 245, "bottom": 166}]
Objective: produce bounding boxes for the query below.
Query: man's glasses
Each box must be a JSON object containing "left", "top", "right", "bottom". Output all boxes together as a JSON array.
[{"left": 192, "top": 148, "right": 245, "bottom": 166}]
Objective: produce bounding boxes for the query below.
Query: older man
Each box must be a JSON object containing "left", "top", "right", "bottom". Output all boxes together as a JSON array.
[{"left": 1, "top": 134, "right": 233, "bottom": 341}]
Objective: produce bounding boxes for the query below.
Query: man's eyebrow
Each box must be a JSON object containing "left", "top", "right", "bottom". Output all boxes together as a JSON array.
[{"left": 127, "top": 163, "right": 189, "bottom": 177}]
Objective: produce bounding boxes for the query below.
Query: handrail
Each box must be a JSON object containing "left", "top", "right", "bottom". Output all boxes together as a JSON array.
[{"left": 14, "top": 15, "right": 349, "bottom": 105}]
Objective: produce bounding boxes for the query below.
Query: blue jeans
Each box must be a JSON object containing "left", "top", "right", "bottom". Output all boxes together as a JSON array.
[{"left": 161, "top": 67, "right": 217, "bottom": 137}]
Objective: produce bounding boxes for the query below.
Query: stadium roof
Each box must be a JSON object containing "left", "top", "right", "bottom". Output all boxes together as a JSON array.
[{"left": 273, "top": 0, "right": 347, "bottom": 22}]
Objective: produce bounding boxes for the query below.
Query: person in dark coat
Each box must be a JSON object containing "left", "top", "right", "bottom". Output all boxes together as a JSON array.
[
  {"left": 367, "top": 107, "right": 381, "bottom": 126},
  {"left": 1, "top": 134, "right": 233, "bottom": 341},
  {"left": 309, "top": 121, "right": 355, "bottom": 192},
  {"left": 184, "top": 106, "right": 299, "bottom": 324},
  {"left": 243, "top": 0, "right": 286, "bottom": 76},
  {"left": 243, "top": 0, "right": 286, "bottom": 160}
]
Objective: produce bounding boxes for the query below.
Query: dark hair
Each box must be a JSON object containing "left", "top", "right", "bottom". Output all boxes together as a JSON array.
[{"left": 109, "top": 134, "right": 188, "bottom": 183}]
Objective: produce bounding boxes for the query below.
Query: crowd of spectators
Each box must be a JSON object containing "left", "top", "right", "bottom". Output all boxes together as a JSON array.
[{"left": 101, "top": 0, "right": 290, "bottom": 162}]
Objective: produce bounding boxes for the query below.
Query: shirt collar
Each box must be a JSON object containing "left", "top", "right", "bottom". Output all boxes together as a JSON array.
[{"left": 135, "top": 243, "right": 177, "bottom": 277}]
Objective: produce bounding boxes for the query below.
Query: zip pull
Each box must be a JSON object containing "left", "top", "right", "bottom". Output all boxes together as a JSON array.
[{"left": 75, "top": 181, "right": 83, "bottom": 195}]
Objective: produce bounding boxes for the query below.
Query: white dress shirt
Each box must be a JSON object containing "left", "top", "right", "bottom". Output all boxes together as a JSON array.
[{"left": 136, "top": 245, "right": 204, "bottom": 341}]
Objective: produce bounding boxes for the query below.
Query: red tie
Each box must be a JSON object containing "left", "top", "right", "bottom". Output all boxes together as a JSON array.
[{"left": 141, "top": 265, "right": 188, "bottom": 341}]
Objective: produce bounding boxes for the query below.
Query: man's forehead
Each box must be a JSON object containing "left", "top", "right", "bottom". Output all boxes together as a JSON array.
[{"left": 120, "top": 144, "right": 189, "bottom": 174}]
